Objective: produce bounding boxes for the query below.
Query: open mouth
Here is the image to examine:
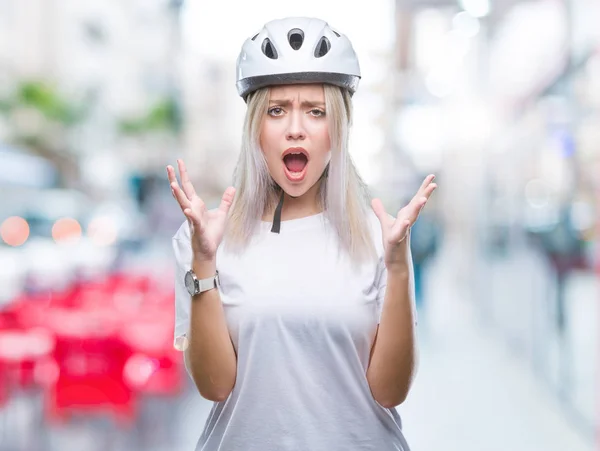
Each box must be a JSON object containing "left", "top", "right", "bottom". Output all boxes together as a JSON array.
[{"left": 282, "top": 151, "right": 308, "bottom": 181}]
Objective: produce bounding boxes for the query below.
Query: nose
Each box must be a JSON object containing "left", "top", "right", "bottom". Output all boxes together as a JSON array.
[{"left": 285, "top": 110, "right": 306, "bottom": 141}]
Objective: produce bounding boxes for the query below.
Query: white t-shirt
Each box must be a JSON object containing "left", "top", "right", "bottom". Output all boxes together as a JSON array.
[{"left": 172, "top": 210, "right": 412, "bottom": 451}]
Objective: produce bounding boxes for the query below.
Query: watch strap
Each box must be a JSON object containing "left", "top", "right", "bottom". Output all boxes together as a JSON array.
[{"left": 196, "top": 270, "right": 220, "bottom": 294}]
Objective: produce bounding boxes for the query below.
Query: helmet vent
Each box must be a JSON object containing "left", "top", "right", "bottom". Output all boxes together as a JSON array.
[
  {"left": 251, "top": 33, "right": 259, "bottom": 41},
  {"left": 287, "top": 28, "right": 304, "bottom": 50},
  {"left": 262, "top": 38, "right": 278, "bottom": 59},
  {"left": 332, "top": 29, "right": 341, "bottom": 37},
  {"left": 314, "top": 36, "right": 331, "bottom": 58}
]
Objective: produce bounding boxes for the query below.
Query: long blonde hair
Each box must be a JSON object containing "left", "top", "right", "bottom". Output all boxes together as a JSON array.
[{"left": 225, "top": 84, "right": 376, "bottom": 265}]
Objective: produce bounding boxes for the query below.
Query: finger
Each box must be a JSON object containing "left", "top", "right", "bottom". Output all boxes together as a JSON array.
[
  {"left": 391, "top": 180, "right": 437, "bottom": 236},
  {"left": 177, "top": 159, "right": 197, "bottom": 201},
  {"left": 371, "top": 198, "right": 392, "bottom": 228},
  {"left": 395, "top": 205, "right": 408, "bottom": 220},
  {"left": 411, "top": 196, "right": 428, "bottom": 221},
  {"left": 397, "top": 196, "right": 427, "bottom": 226},
  {"left": 167, "top": 165, "right": 183, "bottom": 199},
  {"left": 411, "top": 176, "right": 436, "bottom": 204},
  {"left": 414, "top": 184, "right": 436, "bottom": 210},
  {"left": 171, "top": 182, "right": 191, "bottom": 212},
  {"left": 408, "top": 181, "right": 436, "bottom": 211},
  {"left": 423, "top": 182, "right": 437, "bottom": 198},
  {"left": 418, "top": 174, "right": 436, "bottom": 194},
  {"left": 183, "top": 206, "right": 198, "bottom": 224},
  {"left": 166, "top": 165, "right": 179, "bottom": 186},
  {"left": 218, "top": 187, "right": 236, "bottom": 214},
  {"left": 183, "top": 207, "right": 204, "bottom": 232},
  {"left": 168, "top": 168, "right": 176, "bottom": 199},
  {"left": 409, "top": 175, "right": 434, "bottom": 203}
]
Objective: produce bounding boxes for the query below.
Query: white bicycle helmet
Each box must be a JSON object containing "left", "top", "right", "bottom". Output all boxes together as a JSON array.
[{"left": 236, "top": 17, "right": 361, "bottom": 101}]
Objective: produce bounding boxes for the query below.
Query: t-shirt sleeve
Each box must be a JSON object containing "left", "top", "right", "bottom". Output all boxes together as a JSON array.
[
  {"left": 370, "top": 210, "right": 389, "bottom": 324},
  {"left": 172, "top": 223, "right": 192, "bottom": 352},
  {"left": 374, "top": 255, "right": 387, "bottom": 323}
]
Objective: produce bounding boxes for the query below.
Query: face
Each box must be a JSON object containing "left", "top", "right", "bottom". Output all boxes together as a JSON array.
[{"left": 259, "top": 84, "right": 330, "bottom": 198}]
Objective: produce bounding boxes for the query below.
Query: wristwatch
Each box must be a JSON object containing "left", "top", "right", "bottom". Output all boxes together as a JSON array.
[{"left": 184, "top": 269, "right": 220, "bottom": 296}]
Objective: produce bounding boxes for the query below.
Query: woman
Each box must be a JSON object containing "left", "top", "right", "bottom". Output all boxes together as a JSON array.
[{"left": 167, "top": 17, "right": 436, "bottom": 451}]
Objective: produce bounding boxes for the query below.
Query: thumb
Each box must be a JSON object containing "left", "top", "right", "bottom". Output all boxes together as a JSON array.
[
  {"left": 218, "top": 186, "right": 236, "bottom": 214},
  {"left": 371, "top": 198, "right": 390, "bottom": 228}
]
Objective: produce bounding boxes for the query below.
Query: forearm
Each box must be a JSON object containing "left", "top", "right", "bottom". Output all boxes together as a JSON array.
[
  {"left": 366, "top": 266, "right": 418, "bottom": 408},
  {"left": 185, "top": 259, "right": 237, "bottom": 402}
]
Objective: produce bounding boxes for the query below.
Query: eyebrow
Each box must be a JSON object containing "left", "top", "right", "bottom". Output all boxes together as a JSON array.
[{"left": 269, "top": 99, "right": 326, "bottom": 108}]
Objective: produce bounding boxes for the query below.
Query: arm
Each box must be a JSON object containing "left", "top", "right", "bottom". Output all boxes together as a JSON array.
[
  {"left": 368, "top": 174, "right": 437, "bottom": 408},
  {"left": 167, "top": 159, "right": 238, "bottom": 403},
  {"left": 184, "top": 259, "right": 238, "bottom": 402},
  {"left": 366, "top": 256, "right": 418, "bottom": 408}
]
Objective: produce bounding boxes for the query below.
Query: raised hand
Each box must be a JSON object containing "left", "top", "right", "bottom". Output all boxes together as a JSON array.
[
  {"left": 371, "top": 175, "right": 437, "bottom": 270},
  {"left": 167, "top": 159, "right": 235, "bottom": 262}
]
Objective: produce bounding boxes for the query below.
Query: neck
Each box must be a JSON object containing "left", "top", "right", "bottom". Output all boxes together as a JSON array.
[{"left": 264, "top": 180, "right": 323, "bottom": 221}]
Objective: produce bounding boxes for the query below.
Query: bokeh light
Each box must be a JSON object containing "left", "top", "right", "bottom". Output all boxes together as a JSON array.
[
  {"left": 1, "top": 216, "right": 30, "bottom": 246},
  {"left": 52, "top": 218, "right": 82, "bottom": 243},
  {"left": 87, "top": 216, "right": 118, "bottom": 246}
]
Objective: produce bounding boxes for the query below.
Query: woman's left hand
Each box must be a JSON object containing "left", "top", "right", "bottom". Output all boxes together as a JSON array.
[{"left": 371, "top": 174, "right": 437, "bottom": 271}]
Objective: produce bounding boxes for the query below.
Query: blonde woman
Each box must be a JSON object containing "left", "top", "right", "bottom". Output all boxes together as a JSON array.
[{"left": 167, "top": 17, "right": 436, "bottom": 451}]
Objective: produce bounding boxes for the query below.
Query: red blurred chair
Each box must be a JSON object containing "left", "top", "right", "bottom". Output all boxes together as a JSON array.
[
  {"left": 0, "top": 327, "right": 56, "bottom": 390},
  {"left": 120, "top": 310, "right": 184, "bottom": 397},
  {"left": 43, "top": 309, "right": 136, "bottom": 426},
  {"left": 1, "top": 268, "right": 186, "bottom": 429}
]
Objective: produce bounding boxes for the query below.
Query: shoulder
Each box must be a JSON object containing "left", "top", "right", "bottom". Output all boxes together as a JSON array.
[
  {"left": 172, "top": 219, "right": 190, "bottom": 243},
  {"left": 171, "top": 220, "right": 191, "bottom": 266}
]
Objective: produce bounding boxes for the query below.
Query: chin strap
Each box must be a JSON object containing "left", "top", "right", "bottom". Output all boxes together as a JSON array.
[
  {"left": 270, "top": 189, "right": 285, "bottom": 234},
  {"left": 270, "top": 166, "right": 328, "bottom": 234}
]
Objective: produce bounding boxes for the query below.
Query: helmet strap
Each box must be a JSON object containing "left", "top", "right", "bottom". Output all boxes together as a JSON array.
[
  {"left": 269, "top": 164, "right": 329, "bottom": 234},
  {"left": 270, "top": 189, "right": 285, "bottom": 234}
]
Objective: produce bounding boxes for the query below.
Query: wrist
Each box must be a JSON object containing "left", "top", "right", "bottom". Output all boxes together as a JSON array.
[
  {"left": 192, "top": 258, "right": 217, "bottom": 279},
  {"left": 385, "top": 262, "right": 411, "bottom": 277}
]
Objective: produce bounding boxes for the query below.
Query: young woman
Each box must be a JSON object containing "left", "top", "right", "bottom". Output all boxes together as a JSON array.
[{"left": 167, "top": 17, "right": 436, "bottom": 451}]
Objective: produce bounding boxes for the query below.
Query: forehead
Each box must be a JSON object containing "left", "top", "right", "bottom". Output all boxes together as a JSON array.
[{"left": 269, "top": 84, "right": 325, "bottom": 101}]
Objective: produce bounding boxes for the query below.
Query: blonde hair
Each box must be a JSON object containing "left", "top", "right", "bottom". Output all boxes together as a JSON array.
[{"left": 225, "top": 84, "right": 376, "bottom": 265}]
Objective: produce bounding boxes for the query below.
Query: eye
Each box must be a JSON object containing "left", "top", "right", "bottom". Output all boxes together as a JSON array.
[
  {"left": 268, "top": 107, "right": 284, "bottom": 116},
  {"left": 310, "top": 109, "right": 325, "bottom": 117}
]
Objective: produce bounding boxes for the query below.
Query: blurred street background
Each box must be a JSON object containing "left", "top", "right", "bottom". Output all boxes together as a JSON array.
[{"left": 0, "top": 0, "right": 598, "bottom": 450}]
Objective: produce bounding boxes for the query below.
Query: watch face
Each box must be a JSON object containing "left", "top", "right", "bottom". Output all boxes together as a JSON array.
[{"left": 184, "top": 271, "right": 195, "bottom": 295}]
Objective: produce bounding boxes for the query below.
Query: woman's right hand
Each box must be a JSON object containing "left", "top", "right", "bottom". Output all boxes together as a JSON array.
[{"left": 167, "top": 159, "right": 236, "bottom": 262}]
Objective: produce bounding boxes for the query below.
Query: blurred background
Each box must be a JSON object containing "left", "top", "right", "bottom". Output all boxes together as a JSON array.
[{"left": 0, "top": 0, "right": 598, "bottom": 450}]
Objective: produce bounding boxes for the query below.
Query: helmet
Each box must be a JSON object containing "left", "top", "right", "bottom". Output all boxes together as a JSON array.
[{"left": 235, "top": 17, "right": 361, "bottom": 101}]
